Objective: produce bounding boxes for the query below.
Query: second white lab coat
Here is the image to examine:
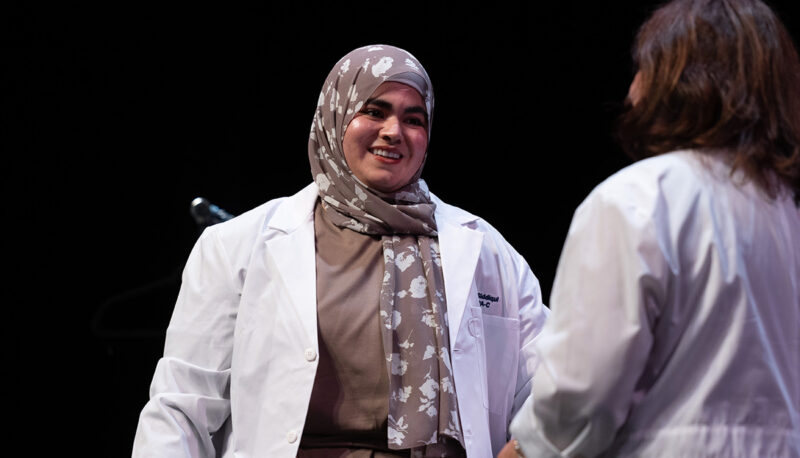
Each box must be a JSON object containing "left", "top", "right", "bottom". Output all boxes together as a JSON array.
[
  {"left": 133, "top": 183, "right": 549, "bottom": 458},
  {"left": 510, "top": 151, "right": 800, "bottom": 457}
]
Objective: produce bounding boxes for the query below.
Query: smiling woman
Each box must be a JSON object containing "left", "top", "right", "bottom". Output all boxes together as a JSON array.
[{"left": 131, "top": 43, "right": 549, "bottom": 457}]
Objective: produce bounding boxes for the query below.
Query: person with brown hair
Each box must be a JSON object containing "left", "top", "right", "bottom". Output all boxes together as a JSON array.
[{"left": 500, "top": 0, "right": 800, "bottom": 456}]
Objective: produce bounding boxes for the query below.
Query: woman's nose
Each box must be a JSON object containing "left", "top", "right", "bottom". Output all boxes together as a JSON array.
[{"left": 379, "top": 117, "right": 401, "bottom": 143}]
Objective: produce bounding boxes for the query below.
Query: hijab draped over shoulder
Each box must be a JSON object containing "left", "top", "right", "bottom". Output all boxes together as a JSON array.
[{"left": 307, "top": 45, "right": 464, "bottom": 452}]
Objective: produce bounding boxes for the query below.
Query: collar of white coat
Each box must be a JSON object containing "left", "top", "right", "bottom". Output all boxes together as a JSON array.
[
  {"left": 265, "top": 182, "right": 482, "bottom": 234},
  {"left": 265, "top": 182, "right": 485, "bottom": 355}
]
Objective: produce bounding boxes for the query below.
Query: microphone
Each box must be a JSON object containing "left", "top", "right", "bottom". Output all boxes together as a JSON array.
[{"left": 190, "top": 197, "right": 235, "bottom": 227}]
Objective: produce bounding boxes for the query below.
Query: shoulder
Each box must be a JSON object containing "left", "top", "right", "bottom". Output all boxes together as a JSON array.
[
  {"left": 593, "top": 151, "right": 702, "bottom": 201},
  {"left": 431, "top": 191, "right": 505, "bottom": 238},
  {"left": 431, "top": 191, "right": 526, "bottom": 261},
  {"left": 566, "top": 151, "right": 730, "bottom": 276},
  {"left": 200, "top": 183, "right": 318, "bottom": 255},
  {"left": 431, "top": 192, "right": 480, "bottom": 225},
  {"left": 579, "top": 151, "right": 710, "bottom": 222}
]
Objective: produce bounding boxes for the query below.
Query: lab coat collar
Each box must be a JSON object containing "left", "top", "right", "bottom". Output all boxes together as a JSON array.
[
  {"left": 264, "top": 183, "right": 485, "bottom": 348},
  {"left": 431, "top": 192, "right": 484, "bottom": 349},
  {"left": 265, "top": 183, "right": 319, "bottom": 235},
  {"left": 262, "top": 183, "right": 320, "bottom": 345}
]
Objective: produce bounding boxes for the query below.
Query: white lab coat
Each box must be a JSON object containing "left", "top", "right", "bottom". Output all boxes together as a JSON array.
[
  {"left": 510, "top": 151, "right": 800, "bottom": 457},
  {"left": 133, "top": 183, "right": 549, "bottom": 458}
]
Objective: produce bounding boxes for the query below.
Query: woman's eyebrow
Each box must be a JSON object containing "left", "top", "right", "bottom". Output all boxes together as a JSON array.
[{"left": 364, "top": 98, "right": 428, "bottom": 123}]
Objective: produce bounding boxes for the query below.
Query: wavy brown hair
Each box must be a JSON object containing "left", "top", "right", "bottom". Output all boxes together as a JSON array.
[{"left": 616, "top": 0, "right": 800, "bottom": 203}]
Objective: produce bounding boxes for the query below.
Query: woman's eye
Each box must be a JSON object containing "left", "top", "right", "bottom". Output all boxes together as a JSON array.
[
  {"left": 406, "top": 117, "right": 425, "bottom": 127},
  {"left": 360, "top": 108, "right": 384, "bottom": 118}
]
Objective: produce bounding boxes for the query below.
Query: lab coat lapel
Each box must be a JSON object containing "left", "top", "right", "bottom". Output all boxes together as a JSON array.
[
  {"left": 264, "top": 184, "right": 319, "bottom": 345},
  {"left": 437, "top": 212, "right": 484, "bottom": 348}
]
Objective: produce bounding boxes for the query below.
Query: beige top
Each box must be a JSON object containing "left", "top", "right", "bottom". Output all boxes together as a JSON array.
[
  {"left": 299, "top": 200, "right": 406, "bottom": 456},
  {"left": 300, "top": 201, "right": 465, "bottom": 457}
]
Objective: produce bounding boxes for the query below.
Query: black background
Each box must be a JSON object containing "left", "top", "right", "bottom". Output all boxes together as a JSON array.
[{"left": 5, "top": 1, "right": 799, "bottom": 456}]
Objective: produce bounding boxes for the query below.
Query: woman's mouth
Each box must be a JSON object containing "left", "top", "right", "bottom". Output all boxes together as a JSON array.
[{"left": 370, "top": 148, "right": 401, "bottom": 159}]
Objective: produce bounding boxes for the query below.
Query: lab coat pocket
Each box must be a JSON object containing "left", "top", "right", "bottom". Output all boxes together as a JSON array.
[{"left": 481, "top": 314, "right": 519, "bottom": 415}]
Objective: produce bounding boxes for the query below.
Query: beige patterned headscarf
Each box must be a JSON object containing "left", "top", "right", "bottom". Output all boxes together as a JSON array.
[{"left": 308, "top": 45, "right": 464, "bottom": 451}]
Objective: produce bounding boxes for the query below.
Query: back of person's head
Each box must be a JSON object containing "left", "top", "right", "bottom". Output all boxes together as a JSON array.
[{"left": 616, "top": 0, "right": 800, "bottom": 202}]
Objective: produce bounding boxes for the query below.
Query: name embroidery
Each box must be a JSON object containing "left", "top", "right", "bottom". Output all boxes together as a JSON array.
[{"left": 478, "top": 292, "right": 499, "bottom": 309}]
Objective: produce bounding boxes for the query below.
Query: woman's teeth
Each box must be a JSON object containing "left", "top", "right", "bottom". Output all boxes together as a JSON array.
[{"left": 371, "top": 149, "right": 401, "bottom": 159}]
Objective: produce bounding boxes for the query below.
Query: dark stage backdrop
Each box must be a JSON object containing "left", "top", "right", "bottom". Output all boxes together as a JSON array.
[{"left": 5, "top": 1, "right": 799, "bottom": 456}]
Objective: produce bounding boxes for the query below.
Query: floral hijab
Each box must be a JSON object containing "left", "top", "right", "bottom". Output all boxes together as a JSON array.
[
  {"left": 308, "top": 45, "right": 464, "bottom": 452},
  {"left": 309, "top": 44, "right": 436, "bottom": 235}
]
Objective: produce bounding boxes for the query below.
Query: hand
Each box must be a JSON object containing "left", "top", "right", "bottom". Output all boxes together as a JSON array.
[{"left": 497, "top": 439, "right": 523, "bottom": 458}]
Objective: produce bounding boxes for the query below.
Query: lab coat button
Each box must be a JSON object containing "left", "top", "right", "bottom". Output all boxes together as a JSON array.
[
  {"left": 304, "top": 348, "right": 317, "bottom": 361},
  {"left": 468, "top": 317, "right": 482, "bottom": 338},
  {"left": 286, "top": 430, "right": 298, "bottom": 443}
]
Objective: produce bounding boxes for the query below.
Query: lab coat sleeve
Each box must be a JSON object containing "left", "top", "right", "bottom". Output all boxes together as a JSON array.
[
  {"left": 132, "top": 227, "right": 240, "bottom": 457},
  {"left": 510, "top": 180, "right": 667, "bottom": 457}
]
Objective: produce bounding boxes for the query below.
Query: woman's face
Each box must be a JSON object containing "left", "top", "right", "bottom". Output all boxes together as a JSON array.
[{"left": 342, "top": 82, "right": 429, "bottom": 193}]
